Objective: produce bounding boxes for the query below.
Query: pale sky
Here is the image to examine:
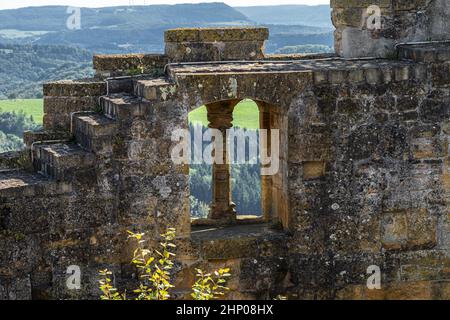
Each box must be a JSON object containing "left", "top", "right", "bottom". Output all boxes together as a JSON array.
[{"left": 0, "top": 0, "right": 329, "bottom": 10}]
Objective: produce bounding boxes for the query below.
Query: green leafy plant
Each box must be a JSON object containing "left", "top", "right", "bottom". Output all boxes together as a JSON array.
[
  {"left": 191, "top": 268, "right": 231, "bottom": 300},
  {"left": 98, "top": 228, "right": 231, "bottom": 301},
  {"left": 129, "top": 228, "right": 176, "bottom": 300},
  {"left": 99, "top": 269, "right": 126, "bottom": 300}
]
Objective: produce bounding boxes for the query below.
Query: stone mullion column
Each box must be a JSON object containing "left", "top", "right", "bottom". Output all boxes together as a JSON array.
[
  {"left": 206, "top": 101, "right": 238, "bottom": 220},
  {"left": 258, "top": 102, "right": 273, "bottom": 222}
]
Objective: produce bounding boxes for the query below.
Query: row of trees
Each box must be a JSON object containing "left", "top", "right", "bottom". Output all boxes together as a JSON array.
[
  {"left": 190, "top": 164, "right": 262, "bottom": 219},
  {"left": 0, "top": 111, "right": 41, "bottom": 152},
  {"left": 275, "top": 44, "right": 334, "bottom": 54}
]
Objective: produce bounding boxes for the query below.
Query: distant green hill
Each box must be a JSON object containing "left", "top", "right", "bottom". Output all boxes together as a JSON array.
[
  {"left": 0, "top": 44, "right": 93, "bottom": 99},
  {"left": 0, "top": 3, "right": 333, "bottom": 54},
  {"left": 235, "top": 5, "right": 333, "bottom": 28},
  {"left": 0, "top": 4, "right": 249, "bottom": 31},
  {"left": 0, "top": 3, "right": 251, "bottom": 53}
]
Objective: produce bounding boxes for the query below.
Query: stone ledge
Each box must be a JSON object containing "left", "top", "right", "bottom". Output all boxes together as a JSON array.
[
  {"left": 43, "top": 79, "right": 106, "bottom": 97},
  {"left": 43, "top": 96, "right": 98, "bottom": 114},
  {"left": 398, "top": 42, "right": 450, "bottom": 63},
  {"left": 93, "top": 54, "right": 168, "bottom": 78},
  {"left": 0, "top": 170, "right": 72, "bottom": 197},
  {"left": 191, "top": 223, "right": 287, "bottom": 260},
  {"left": 265, "top": 53, "right": 336, "bottom": 61},
  {"left": 23, "top": 130, "right": 71, "bottom": 148},
  {"left": 165, "top": 27, "right": 269, "bottom": 43},
  {"left": 331, "top": 0, "right": 391, "bottom": 9},
  {"left": 0, "top": 152, "right": 24, "bottom": 170}
]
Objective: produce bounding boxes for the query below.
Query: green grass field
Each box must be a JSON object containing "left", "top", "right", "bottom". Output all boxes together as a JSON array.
[
  {"left": 0, "top": 98, "right": 259, "bottom": 129},
  {"left": 189, "top": 99, "right": 260, "bottom": 129},
  {"left": 0, "top": 99, "right": 44, "bottom": 124}
]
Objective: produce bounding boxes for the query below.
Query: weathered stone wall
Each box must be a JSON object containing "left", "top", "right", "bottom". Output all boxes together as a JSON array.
[
  {"left": 0, "top": 24, "right": 449, "bottom": 300},
  {"left": 288, "top": 61, "right": 450, "bottom": 300},
  {"left": 332, "top": 0, "right": 450, "bottom": 58},
  {"left": 165, "top": 45, "right": 450, "bottom": 298}
]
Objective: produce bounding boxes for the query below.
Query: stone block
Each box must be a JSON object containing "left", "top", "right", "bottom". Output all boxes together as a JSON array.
[
  {"left": 164, "top": 27, "right": 269, "bottom": 63},
  {"left": 93, "top": 54, "right": 168, "bottom": 78},
  {"left": 381, "top": 211, "right": 408, "bottom": 250},
  {"left": 43, "top": 80, "right": 106, "bottom": 97},
  {"left": 303, "top": 162, "right": 327, "bottom": 180},
  {"left": 165, "top": 27, "right": 269, "bottom": 43},
  {"left": 381, "top": 209, "right": 437, "bottom": 250}
]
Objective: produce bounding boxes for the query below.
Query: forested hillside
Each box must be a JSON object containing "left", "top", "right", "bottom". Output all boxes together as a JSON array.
[
  {"left": 0, "top": 111, "right": 41, "bottom": 152},
  {"left": 266, "top": 24, "right": 334, "bottom": 53},
  {"left": 0, "top": 4, "right": 248, "bottom": 31},
  {"left": 0, "top": 4, "right": 251, "bottom": 53},
  {"left": 0, "top": 44, "right": 94, "bottom": 99}
]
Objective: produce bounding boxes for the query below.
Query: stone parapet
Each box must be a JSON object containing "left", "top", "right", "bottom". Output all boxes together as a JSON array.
[
  {"left": 165, "top": 27, "right": 269, "bottom": 42},
  {"left": 165, "top": 27, "right": 269, "bottom": 62},
  {"left": 398, "top": 42, "right": 450, "bottom": 62},
  {"left": 0, "top": 152, "right": 26, "bottom": 170},
  {"left": 93, "top": 54, "right": 168, "bottom": 78},
  {"left": 43, "top": 79, "right": 106, "bottom": 97}
]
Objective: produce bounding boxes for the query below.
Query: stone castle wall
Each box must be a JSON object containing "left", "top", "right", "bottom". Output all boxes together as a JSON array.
[
  {"left": 331, "top": 0, "right": 450, "bottom": 58},
  {"left": 0, "top": 2, "right": 449, "bottom": 300}
]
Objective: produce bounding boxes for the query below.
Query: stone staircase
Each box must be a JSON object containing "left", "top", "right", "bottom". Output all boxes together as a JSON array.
[
  {"left": 32, "top": 142, "right": 95, "bottom": 181},
  {"left": 72, "top": 112, "right": 118, "bottom": 153},
  {"left": 30, "top": 76, "right": 174, "bottom": 182}
]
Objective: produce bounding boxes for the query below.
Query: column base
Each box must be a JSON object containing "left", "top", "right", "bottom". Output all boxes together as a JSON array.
[{"left": 208, "top": 203, "right": 237, "bottom": 221}]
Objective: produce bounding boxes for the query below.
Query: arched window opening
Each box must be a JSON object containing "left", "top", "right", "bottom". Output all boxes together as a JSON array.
[{"left": 187, "top": 98, "right": 287, "bottom": 228}]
